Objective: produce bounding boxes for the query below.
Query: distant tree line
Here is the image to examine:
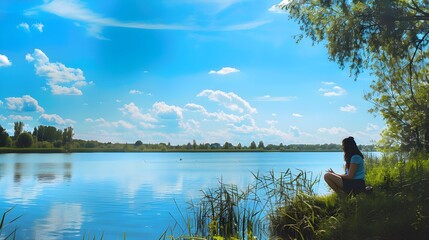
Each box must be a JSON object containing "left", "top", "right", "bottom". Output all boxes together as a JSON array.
[
  {"left": 0, "top": 122, "right": 376, "bottom": 152},
  {"left": 0, "top": 121, "right": 73, "bottom": 148}
]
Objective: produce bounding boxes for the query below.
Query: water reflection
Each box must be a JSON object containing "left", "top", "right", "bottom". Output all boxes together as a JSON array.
[
  {"left": 1, "top": 157, "right": 73, "bottom": 205},
  {"left": 14, "top": 162, "right": 23, "bottom": 183},
  {"left": 7, "top": 160, "right": 73, "bottom": 184},
  {"left": 33, "top": 203, "right": 84, "bottom": 240}
]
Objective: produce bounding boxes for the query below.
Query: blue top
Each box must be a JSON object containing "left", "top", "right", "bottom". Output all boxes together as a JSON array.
[{"left": 350, "top": 154, "right": 365, "bottom": 180}]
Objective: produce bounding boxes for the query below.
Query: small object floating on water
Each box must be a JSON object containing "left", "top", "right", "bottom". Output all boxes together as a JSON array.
[{"left": 179, "top": 158, "right": 182, "bottom": 161}]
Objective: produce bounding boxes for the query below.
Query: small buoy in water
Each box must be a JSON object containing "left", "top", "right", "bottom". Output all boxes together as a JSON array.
[{"left": 179, "top": 158, "right": 182, "bottom": 161}]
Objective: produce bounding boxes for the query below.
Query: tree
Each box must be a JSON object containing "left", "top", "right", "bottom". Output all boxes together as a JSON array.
[
  {"left": 63, "top": 127, "right": 74, "bottom": 146},
  {"left": 16, "top": 132, "right": 33, "bottom": 148},
  {"left": 281, "top": 0, "right": 429, "bottom": 153},
  {"left": 258, "top": 141, "right": 265, "bottom": 149},
  {"left": 223, "top": 142, "right": 233, "bottom": 149},
  {"left": 0, "top": 125, "right": 12, "bottom": 147},
  {"left": 13, "top": 121, "right": 24, "bottom": 140},
  {"left": 250, "top": 141, "right": 257, "bottom": 149},
  {"left": 134, "top": 140, "right": 143, "bottom": 147}
]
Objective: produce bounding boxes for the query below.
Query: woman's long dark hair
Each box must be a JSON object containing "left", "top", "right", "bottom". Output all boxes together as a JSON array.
[{"left": 342, "top": 136, "right": 364, "bottom": 170}]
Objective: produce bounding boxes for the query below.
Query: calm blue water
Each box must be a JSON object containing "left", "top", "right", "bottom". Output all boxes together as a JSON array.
[{"left": 0, "top": 152, "right": 370, "bottom": 239}]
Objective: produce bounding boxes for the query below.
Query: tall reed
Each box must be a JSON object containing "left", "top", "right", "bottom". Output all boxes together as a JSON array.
[{"left": 164, "top": 169, "right": 321, "bottom": 239}]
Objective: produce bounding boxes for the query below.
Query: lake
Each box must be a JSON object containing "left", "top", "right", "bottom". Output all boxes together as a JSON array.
[{"left": 0, "top": 152, "right": 368, "bottom": 239}]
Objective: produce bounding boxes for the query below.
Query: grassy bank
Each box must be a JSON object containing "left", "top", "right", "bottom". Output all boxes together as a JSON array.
[{"left": 163, "top": 153, "right": 429, "bottom": 239}]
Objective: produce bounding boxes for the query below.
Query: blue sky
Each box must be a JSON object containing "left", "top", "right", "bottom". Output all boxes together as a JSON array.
[{"left": 0, "top": 0, "right": 383, "bottom": 145}]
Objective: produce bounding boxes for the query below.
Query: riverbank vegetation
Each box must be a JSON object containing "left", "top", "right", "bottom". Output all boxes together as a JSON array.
[
  {"left": 162, "top": 153, "right": 429, "bottom": 240},
  {"left": 0, "top": 122, "right": 376, "bottom": 153}
]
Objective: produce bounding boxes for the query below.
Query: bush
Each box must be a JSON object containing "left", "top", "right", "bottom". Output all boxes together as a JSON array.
[
  {"left": 53, "top": 141, "right": 62, "bottom": 148},
  {"left": 16, "top": 132, "right": 33, "bottom": 148}
]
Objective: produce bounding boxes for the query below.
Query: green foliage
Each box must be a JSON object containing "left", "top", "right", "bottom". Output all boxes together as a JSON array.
[
  {"left": 0, "top": 125, "right": 12, "bottom": 147},
  {"left": 16, "top": 132, "right": 33, "bottom": 148},
  {"left": 165, "top": 169, "right": 320, "bottom": 239},
  {"left": 282, "top": 0, "right": 429, "bottom": 154},
  {"left": 0, "top": 207, "right": 21, "bottom": 240},
  {"left": 134, "top": 140, "right": 143, "bottom": 147},
  {"left": 13, "top": 122, "right": 23, "bottom": 140}
]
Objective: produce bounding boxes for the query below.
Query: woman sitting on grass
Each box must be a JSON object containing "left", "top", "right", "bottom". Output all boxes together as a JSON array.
[{"left": 324, "top": 136, "right": 365, "bottom": 195}]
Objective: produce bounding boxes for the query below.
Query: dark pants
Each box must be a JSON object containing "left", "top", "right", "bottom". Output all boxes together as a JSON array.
[{"left": 342, "top": 178, "right": 365, "bottom": 194}]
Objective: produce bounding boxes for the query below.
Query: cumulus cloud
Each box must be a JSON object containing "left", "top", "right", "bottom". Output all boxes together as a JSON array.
[
  {"left": 292, "top": 113, "right": 303, "bottom": 117},
  {"left": 319, "top": 85, "right": 347, "bottom": 97},
  {"left": 119, "top": 102, "right": 157, "bottom": 122},
  {"left": 209, "top": 67, "right": 240, "bottom": 75},
  {"left": 197, "top": 89, "right": 257, "bottom": 114},
  {"left": 26, "top": 49, "right": 87, "bottom": 95},
  {"left": 0, "top": 115, "right": 7, "bottom": 121},
  {"left": 185, "top": 103, "right": 245, "bottom": 123},
  {"left": 5, "top": 95, "right": 44, "bottom": 112},
  {"left": 17, "top": 22, "right": 30, "bottom": 31},
  {"left": 152, "top": 102, "right": 183, "bottom": 120},
  {"left": 340, "top": 104, "right": 357, "bottom": 113},
  {"left": 39, "top": 114, "right": 75, "bottom": 126},
  {"left": 0, "top": 54, "right": 12, "bottom": 67}
]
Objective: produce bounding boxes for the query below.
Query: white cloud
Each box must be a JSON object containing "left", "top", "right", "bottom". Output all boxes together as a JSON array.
[
  {"left": 32, "top": 23, "right": 44, "bottom": 32},
  {"left": 26, "top": 49, "right": 87, "bottom": 95},
  {"left": 17, "top": 22, "right": 30, "bottom": 31},
  {"left": 340, "top": 104, "right": 357, "bottom": 113},
  {"left": 0, "top": 54, "right": 12, "bottom": 67},
  {"left": 152, "top": 102, "right": 183, "bottom": 120},
  {"left": 268, "top": 0, "right": 291, "bottom": 14},
  {"left": 185, "top": 103, "right": 245, "bottom": 123},
  {"left": 39, "top": 114, "right": 75, "bottom": 126},
  {"left": 319, "top": 85, "right": 347, "bottom": 97},
  {"left": 197, "top": 89, "right": 257, "bottom": 114},
  {"left": 119, "top": 102, "right": 157, "bottom": 122},
  {"left": 27, "top": 0, "right": 268, "bottom": 39},
  {"left": 129, "top": 90, "right": 142, "bottom": 94},
  {"left": 254, "top": 95, "right": 296, "bottom": 102},
  {"left": 0, "top": 115, "right": 6, "bottom": 121},
  {"left": 292, "top": 113, "right": 303, "bottom": 117},
  {"left": 9, "top": 115, "right": 33, "bottom": 121},
  {"left": 50, "top": 85, "right": 83, "bottom": 95},
  {"left": 5, "top": 95, "right": 45, "bottom": 112},
  {"left": 209, "top": 67, "right": 240, "bottom": 75},
  {"left": 318, "top": 127, "right": 350, "bottom": 136}
]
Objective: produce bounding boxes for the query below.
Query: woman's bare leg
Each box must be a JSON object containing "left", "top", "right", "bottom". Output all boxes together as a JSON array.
[{"left": 324, "top": 172, "right": 343, "bottom": 193}]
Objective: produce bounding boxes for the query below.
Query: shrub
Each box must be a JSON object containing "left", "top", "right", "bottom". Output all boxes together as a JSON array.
[{"left": 16, "top": 132, "right": 33, "bottom": 148}]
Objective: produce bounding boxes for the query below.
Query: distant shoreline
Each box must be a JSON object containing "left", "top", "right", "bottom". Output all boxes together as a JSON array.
[{"left": 0, "top": 148, "right": 375, "bottom": 154}]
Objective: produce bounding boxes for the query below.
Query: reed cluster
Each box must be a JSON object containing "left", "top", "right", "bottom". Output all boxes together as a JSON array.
[{"left": 164, "top": 153, "right": 429, "bottom": 240}]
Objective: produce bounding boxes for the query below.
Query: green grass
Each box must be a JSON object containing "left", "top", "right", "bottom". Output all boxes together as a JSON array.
[{"left": 164, "top": 153, "right": 429, "bottom": 240}]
